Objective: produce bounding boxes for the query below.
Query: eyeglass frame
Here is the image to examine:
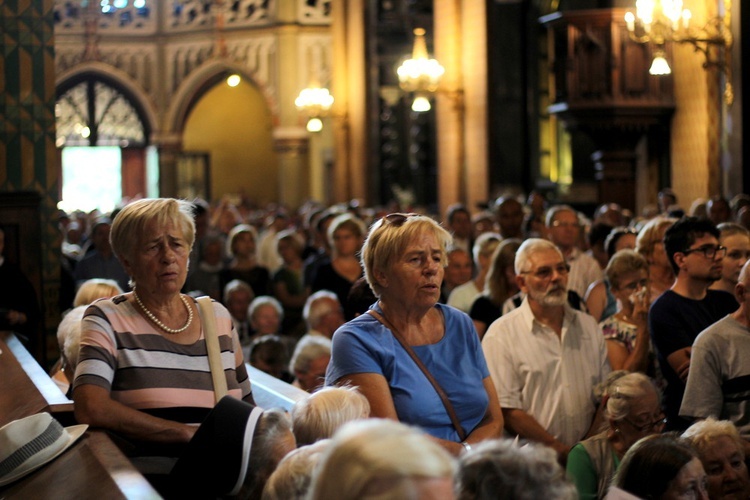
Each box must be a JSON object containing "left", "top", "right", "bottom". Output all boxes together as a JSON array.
[
  {"left": 621, "top": 415, "right": 667, "bottom": 433},
  {"left": 681, "top": 244, "right": 727, "bottom": 260},
  {"left": 519, "top": 263, "right": 571, "bottom": 281}
]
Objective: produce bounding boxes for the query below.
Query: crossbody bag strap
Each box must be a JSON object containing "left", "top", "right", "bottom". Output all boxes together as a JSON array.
[
  {"left": 368, "top": 309, "right": 467, "bottom": 441},
  {"left": 196, "top": 296, "right": 229, "bottom": 403}
]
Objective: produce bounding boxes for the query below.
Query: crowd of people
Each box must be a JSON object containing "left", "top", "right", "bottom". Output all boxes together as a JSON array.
[{"left": 38, "top": 189, "right": 750, "bottom": 499}]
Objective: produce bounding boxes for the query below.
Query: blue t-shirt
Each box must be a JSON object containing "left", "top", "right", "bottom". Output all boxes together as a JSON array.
[{"left": 326, "top": 303, "right": 490, "bottom": 442}]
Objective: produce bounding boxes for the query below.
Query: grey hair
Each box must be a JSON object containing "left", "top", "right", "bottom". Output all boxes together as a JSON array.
[
  {"left": 289, "top": 335, "right": 332, "bottom": 374},
  {"left": 456, "top": 439, "right": 577, "bottom": 500},
  {"left": 605, "top": 371, "right": 661, "bottom": 421},
  {"left": 514, "top": 238, "right": 563, "bottom": 275},
  {"left": 683, "top": 417, "right": 745, "bottom": 460},
  {"left": 223, "top": 279, "right": 255, "bottom": 305},
  {"left": 291, "top": 386, "right": 370, "bottom": 446},
  {"left": 303, "top": 290, "right": 340, "bottom": 329},
  {"left": 242, "top": 408, "right": 294, "bottom": 499},
  {"left": 248, "top": 295, "right": 284, "bottom": 322},
  {"left": 261, "top": 440, "right": 331, "bottom": 500}
]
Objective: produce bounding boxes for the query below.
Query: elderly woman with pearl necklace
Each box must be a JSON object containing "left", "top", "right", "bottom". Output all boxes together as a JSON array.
[{"left": 73, "top": 198, "right": 254, "bottom": 447}]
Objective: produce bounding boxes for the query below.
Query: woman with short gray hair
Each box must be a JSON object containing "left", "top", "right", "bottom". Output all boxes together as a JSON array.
[{"left": 566, "top": 371, "right": 664, "bottom": 499}]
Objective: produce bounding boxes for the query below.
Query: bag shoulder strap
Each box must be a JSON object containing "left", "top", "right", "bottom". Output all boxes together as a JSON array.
[
  {"left": 368, "top": 309, "right": 467, "bottom": 441},
  {"left": 196, "top": 296, "right": 228, "bottom": 403}
]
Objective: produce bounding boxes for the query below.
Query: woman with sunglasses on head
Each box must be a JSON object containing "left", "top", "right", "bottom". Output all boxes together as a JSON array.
[
  {"left": 325, "top": 213, "right": 503, "bottom": 456},
  {"left": 567, "top": 371, "right": 665, "bottom": 500}
]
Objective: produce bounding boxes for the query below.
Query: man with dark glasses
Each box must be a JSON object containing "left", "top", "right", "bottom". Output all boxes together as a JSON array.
[{"left": 650, "top": 216, "right": 738, "bottom": 432}]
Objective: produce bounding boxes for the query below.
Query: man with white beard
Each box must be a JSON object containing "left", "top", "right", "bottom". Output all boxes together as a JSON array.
[{"left": 482, "top": 238, "right": 611, "bottom": 464}]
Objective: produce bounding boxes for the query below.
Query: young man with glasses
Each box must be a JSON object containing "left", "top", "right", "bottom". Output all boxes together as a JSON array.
[
  {"left": 650, "top": 216, "right": 738, "bottom": 432},
  {"left": 545, "top": 205, "right": 604, "bottom": 300},
  {"left": 482, "top": 238, "right": 611, "bottom": 465},
  {"left": 681, "top": 261, "right": 750, "bottom": 447}
]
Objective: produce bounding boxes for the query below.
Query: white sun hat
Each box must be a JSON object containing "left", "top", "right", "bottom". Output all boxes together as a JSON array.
[{"left": 0, "top": 413, "right": 88, "bottom": 487}]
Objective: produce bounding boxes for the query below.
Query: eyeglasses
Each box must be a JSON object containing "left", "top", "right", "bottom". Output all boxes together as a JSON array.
[
  {"left": 623, "top": 415, "right": 667, "bottom": 433},
  {"left": 682, "top": 245, "right": 727, "bottom": 259},
  {"left": 382, "top": 213, "right": 418, "bottom": 227},
  {"left": 520, "top": 263, "right": 570, "bottom": 281}
]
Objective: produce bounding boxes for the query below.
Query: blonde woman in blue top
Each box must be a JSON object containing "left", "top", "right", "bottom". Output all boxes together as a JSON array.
[{"left": 326, "top": 213, "right": 503, "bottom": 456}]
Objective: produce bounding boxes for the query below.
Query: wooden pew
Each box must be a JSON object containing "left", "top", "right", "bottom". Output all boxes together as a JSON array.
[
  {"left": 0, "top": 332, "right": 160, "bottom": 498},
  {"left": 0, "top": 333, "right": 308, "bottom": 498},
  {"left": 0, "top": 429, "right": 161, "bottom": 499},
  {"left": 0, "top": 332, "right": 72, "bottom": 427}
]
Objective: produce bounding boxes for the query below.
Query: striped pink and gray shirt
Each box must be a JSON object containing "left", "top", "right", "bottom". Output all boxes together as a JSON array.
[{"left": 74, "top": 295, "right": 253, "bottom": 424}]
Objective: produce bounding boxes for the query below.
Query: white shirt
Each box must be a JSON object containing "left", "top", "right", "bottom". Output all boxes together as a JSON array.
[
  {"left": 447, "top": 280, "right": 481, "bottom": 313},
  {"left": 566, "top": 247, "right": 603, "bottom": 299},
  {"left": 482, "top": 297, "right": 611, "bottom": 446}
]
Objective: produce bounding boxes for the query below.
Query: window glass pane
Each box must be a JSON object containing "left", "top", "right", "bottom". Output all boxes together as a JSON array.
[{"left": 59, "top": 147, "right": 122, "bottom": 213}]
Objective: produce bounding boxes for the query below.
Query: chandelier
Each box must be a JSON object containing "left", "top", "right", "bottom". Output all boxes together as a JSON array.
[
  {"left": 396, "top": 28, "right": 445, "bottom": 112},
  {"left": 624, "top": 0, "right": 733, "bottom": 104},
  {"left": 295, "top": 85, "right": 334, "bottom": 133}
]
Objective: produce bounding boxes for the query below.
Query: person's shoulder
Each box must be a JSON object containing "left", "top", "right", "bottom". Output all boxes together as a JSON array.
[
  {"left": 705, "top": 289, "right": 737, "bottom": 309},
  {"left": 483, "top": 305, "right": 524, "bottom": 340},
  {"left": 650, "top": 289, "right": 681, "bottom": 310},
  {"left": 695, "top": 314, "right": 742, "bottom": 344}
]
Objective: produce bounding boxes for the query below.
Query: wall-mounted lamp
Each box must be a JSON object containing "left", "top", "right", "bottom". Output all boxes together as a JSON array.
[
  {"left": 396, "top": 28, "right": 445, "bottom": 112},
  {"left": 295, "top": 85, "right": 334, "bottom": 133},
  {"left": 624, "top": 0, "right": 733, "bottom": 104},
  {"left": 226, "top": 74, "right": 241, "bottom": 87}
]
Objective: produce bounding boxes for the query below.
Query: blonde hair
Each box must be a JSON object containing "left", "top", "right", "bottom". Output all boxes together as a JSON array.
[
  {"left": 56, "top": 305, "right": 88, "bottom": 371},
  {"left": 361, "top": 214, "right": 452, "bottom": 297},
  {"left": 308, "top": 419, "right": 456, "bottom": 500},
  {"left": 682, "top": 418, "right": 745, "bottom": 459},
  {"left": 636, "top": 217, "right": 677, "bottom": 259},
  {"left": 110, "top": 198, "right": 195, "bottom": 265},
  {"left": 73, "top": 278, "right": 123, "bottom": 307},
  {"left": 604, "top": 249, "right": 649, "bottom": 289},
  {"left": 291, "top": 386, "right": 370, "bottom": 446},
  {"left": 262, "top": 440, "right": 331, "bottom": 500}
]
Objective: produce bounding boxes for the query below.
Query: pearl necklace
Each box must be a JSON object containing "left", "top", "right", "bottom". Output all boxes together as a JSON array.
[{"left": 132, "top": 287, "right": 193, "bottom": 334}]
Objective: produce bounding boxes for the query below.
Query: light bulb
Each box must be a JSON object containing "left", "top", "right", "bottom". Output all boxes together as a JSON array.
[
  {"left": 411, "top": 96, "right": 431, "bottom": 112},
  {"left": 306, "top": 117, "right": 323, "bottom": 133}
]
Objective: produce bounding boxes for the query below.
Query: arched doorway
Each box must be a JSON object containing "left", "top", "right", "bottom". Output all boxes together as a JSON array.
[{"left": 56, "top": 73, "right": 156, "bottom": 212}]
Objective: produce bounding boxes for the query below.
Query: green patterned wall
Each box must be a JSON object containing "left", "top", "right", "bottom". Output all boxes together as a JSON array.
[{"left": 1, "top": 0, "right": 60, "bottom": 359}]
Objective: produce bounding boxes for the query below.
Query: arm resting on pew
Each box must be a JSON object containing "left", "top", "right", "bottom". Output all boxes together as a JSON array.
[{"left": 74, "top": 384, "right": 197, "bottom": 444}]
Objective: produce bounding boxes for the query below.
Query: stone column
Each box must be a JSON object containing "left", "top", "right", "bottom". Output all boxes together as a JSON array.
[
  {"left": 273, "top": 127, "right": 310, "bottom": 209},
  {"left": 154, "top": 133, "right": 182, "bottom": 199}
]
